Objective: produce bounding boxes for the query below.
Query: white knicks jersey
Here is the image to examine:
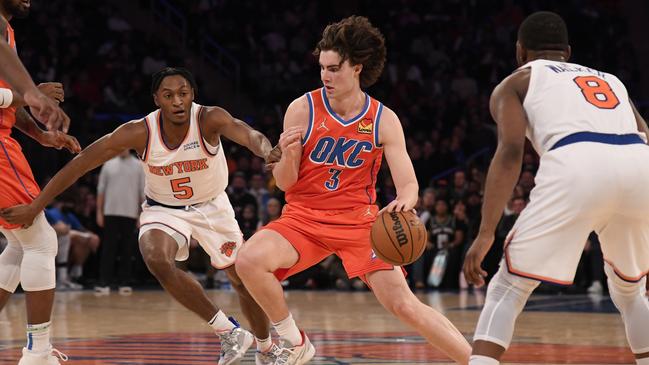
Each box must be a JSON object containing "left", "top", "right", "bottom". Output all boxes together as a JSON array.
[
  {"left": 520, "top": 60, "right": 642, "bottom": 155},
  {"left": 140, "top": 103, "right": 228, "bottom": 205}
]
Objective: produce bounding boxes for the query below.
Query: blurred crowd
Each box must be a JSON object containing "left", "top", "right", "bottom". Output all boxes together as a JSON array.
[{"left": 0, "top": 0, "right": 646, "bottom": 294}]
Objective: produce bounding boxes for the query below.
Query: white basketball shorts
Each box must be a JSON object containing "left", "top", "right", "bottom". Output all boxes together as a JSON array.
[
  {"left": 504, "top": 142, "right": 649, "bottom": 284},
  {"left": 139, "top": 191, "right": 243, "bottom": 269}
]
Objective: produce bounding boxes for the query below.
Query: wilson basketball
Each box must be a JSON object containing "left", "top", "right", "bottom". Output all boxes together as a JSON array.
[{"left": 370, "top": 210, "right": 428, "bottom": 266}]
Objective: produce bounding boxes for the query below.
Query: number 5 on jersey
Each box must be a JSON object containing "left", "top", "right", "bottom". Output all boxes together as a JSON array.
[{"left": 171, "top": 177, "right": 194, "bottom": 199}]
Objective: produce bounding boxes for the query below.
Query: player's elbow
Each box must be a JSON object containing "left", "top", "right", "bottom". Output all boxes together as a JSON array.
[
  {"left": 496, "top": 143, "right": 524, "bottom": 167},
  {"left": 275, "top": 175, "right": 297, "bottom": 191}
]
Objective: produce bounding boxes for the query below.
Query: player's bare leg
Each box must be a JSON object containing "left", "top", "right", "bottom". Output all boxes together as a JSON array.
[
  {"left": 236, "top": 229, "right": 315, "bottom": 364},
  {"left": 236, "top": 230, "right": 298, "bottom": 323},
  {"left": 25, "top": 289, "right": 55, "bottom": 324},
  {"left": 368, "top": 267, "right": 471, "bottom": 365},
  {"left": 224, "top": 265, "right": 271, "bottom": 338},
  {"left": 139, "top": 230, "right": 219, "bottom": 321},
  {"left": 139, "top": 229, "right": 254, "bottom": 364}
]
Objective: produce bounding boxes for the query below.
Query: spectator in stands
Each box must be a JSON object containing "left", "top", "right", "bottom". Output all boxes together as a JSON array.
[
  {"left": 227, "top": 171, "right": 257, "bottom": 220},
  {"left": 248, "top": 173, "right": 270, "bottom": 221},
  {"left": 95, "top": 150, "right": 145, "bottom": 295},
  {"left": 260, "top": 198, "right": 282, "bottom": 227},
  {"left": 417, "top": 187, "right": 436, "bottom": 227},
  {"left": 45, "top": 193, "right": 100, "bottom": 289}
]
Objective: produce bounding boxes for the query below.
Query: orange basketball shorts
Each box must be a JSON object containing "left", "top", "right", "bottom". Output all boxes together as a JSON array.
[
  {"left": 263, "top": 203, "right": 398, "bottom": 283},
  {"left": 0, "top": 136, "right": 40, "bottom": 229}
]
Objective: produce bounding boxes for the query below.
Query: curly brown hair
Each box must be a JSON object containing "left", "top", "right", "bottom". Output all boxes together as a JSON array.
[{"left": 314, "top": 16, "right": 386, "bottom": 88}]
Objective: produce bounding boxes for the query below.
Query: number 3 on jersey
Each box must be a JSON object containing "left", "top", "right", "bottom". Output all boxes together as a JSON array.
[
  {"left": 171, "top": 177, "right": 194, "bottom": 199},
  {"left": 573, "top": 76, "right": 620, "bottom": 109},
  {"left": 325, "top": 168, "right": 342, "bottom": 190}
]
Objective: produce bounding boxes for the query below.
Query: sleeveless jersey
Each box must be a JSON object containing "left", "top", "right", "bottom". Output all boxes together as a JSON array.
[
  {"left": 286, "top": 88, "right": 384, "bottom": 210},
  {"left": 0, "top": 21, "right": 17, "bottom": 136},
  {"left": 520, "top": 60, "right": 639, "bottom": 156},
  {"left": 140, "top": 102, "right": 228, "bottom": 206}
]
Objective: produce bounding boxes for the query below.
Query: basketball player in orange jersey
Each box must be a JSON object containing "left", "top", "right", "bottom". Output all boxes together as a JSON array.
[
  {"left": 0, "top": 1, "right": 80, "bottom": 364},
  {"left": 463, "top": 12, "right": 649, "bottom": 365},
  {"left": 1, "top": 67, "right": 283, "bottom": 365},
  {"left": 235, "top": 16, "right": 471, "bottom": 365}
]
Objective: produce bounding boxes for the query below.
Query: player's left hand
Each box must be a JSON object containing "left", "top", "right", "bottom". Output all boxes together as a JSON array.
[
  {"left": 264, "top": 144, "right": 282, "bottom": 170},
  {"left": 40, "top": 131, "right": 81, "bottom": 154},
  {"left": 0, "top": 204, "right": 39, "bottom": 228},
  {"left": 378, "top": 196, "right": 417, "bottom": 215},
  {"left": 463, "top": 234, "right": 492, "bottom": 288}
]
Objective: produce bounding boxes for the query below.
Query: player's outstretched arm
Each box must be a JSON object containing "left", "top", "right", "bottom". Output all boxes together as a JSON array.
[
  {"left": 0, "top": 121, "right": 147, "bottom": 227},
  {"left": 203, "top": 106, "right": 274, "bottom": 161},
  {"left": 463, "top": 72, "right": 528, "bottom": 287},
  {"left": 379, "top": 106, "right": 419, "bottom": 213},
  {"left": 273, "top": 96, "right": 308, "bottom": 191}
]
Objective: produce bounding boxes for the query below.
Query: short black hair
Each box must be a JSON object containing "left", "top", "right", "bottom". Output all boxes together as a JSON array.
[
  {"left": 518, "top": 11, "right": 569, "bottom": 51},
  {"left": 151, "top": 67, "right": 198, "bottom": 95}
]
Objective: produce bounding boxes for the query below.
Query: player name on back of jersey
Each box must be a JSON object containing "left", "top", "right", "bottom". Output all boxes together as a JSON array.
[
  {"left": 147, "top": 158, "right": 209, "bottom": 176},
  {"left": 545, "top": 62, "right": 605, "bottom": 77}
]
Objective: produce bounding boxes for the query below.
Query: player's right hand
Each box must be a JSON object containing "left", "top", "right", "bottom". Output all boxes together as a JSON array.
[
  {"left": 23, "top": 88, "right": 71, "bottom": 133},
  {"left": 0, "top": 203, "right": 39, "bottom": 228},
  {"left": 37, "top": 82, "right": 64, "bottom": 103},
  {"left": 278, "top": 126, "right": 303, "bottom": 158}
]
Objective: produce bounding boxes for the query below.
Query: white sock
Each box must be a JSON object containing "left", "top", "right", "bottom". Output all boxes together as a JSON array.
[
  {"left": 256, "top": 335, "right": 272, "bottom": 352},
  {"left": 208, "top": 310, "right": 235, "bottom": 333},
  {"left": 26, "top": 321, "right": 51, "bottom": 353},
  {"left": 70, "top": 265, "right": 82, "bottom": 279},
  {"left": 470, "top": 355, "right": 499, "bottom": 365},
  {"left": 637, "top": 357, "right": 649, "bottom": 365},
  {"left": 273, "top": 313, "right": 301, "bottom": 346}
]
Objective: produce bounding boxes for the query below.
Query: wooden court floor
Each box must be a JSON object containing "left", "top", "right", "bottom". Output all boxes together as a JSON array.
[{"left": 0, "top": 289, "right": 638, "bottom": 364}]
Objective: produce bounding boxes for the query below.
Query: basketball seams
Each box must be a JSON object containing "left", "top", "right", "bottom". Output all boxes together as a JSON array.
[
  {"left": 381, "top": 211, "right": 404, "bottom": 262},
  {"left": 370, "top": 224, "right": 391, "bottom": 265},
  {"left": 399, "top": 211, "right": 415, "bottom": 264}
]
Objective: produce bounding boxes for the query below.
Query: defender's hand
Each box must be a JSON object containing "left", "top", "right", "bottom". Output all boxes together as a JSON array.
[
  {"left": 23, "top": 88, "right": 71, "bottom": 133},
  {"left": 463, "top": 235, "right": 492, "bottom": 288},
  {"left": 40, "top": 131, "right": 81, "bottom": 154}
]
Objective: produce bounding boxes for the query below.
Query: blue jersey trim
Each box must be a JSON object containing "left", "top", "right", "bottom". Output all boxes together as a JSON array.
[
  {"left": 550, "top": 132, "right": 645, "bottom": 151},
  {"left": 374, "top": 103, "right": 384, "bottom": 148},
  {"left": 302, "top": 93, "right": 315, "bottom": 146},
  {"left": 321, "top": 88, "right": 370, "bottom": 126}
]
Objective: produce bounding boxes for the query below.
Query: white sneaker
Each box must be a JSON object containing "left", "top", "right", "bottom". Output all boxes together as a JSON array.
[
  {"left": 256, "top": 343, "right": 281, "bottom": 365},
  {"left": 57, "top": 279, "right": 82, "bottom": 291},
  {"left": 218, "top": 326, "right": 254, "bottom": 365},
  {"left": 93, "top": 286, "right": 110, "bottom": 296},
  {"left": 274, "top": 331, "right": 315, "bottom": 365},
  {"left": 18, "top": 347, "right": 68, "bottom": 365},
  {"left": 118, "top": 286, "right": 133, "bottom": 295}
]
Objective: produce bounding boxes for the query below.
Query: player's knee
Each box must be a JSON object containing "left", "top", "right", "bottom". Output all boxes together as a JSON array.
[
  {"left": 0, "top": 243, "right": 23, "bottom": 293},
  {"left": 144, "top": 255, "right": 175, "bottom": 280},
  {"left": 234, "top": 251, "right": 257, "bottom": 279},
  {"left": 605, "top": 264, "right": 645, "bottom": 304},
  {"left": 487, "top": 269, "right": 539, "bottom": 309},
  {"left": 87, "top": 233, "right": 100, "bottom": 252},
  {"left": 385, "top": 296, "right": 418, "bottom": 320}
]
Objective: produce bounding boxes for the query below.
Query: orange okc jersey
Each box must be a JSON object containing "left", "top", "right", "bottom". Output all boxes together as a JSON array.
[
  {"left": 0, "top": 21, "right": 17, "bottom": 133},
  {"left": 286, "top": 88, "right": 384, "bottom": 210},
  {"left": 0, "top": 21, "right": 40, "bottom": 229}
]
